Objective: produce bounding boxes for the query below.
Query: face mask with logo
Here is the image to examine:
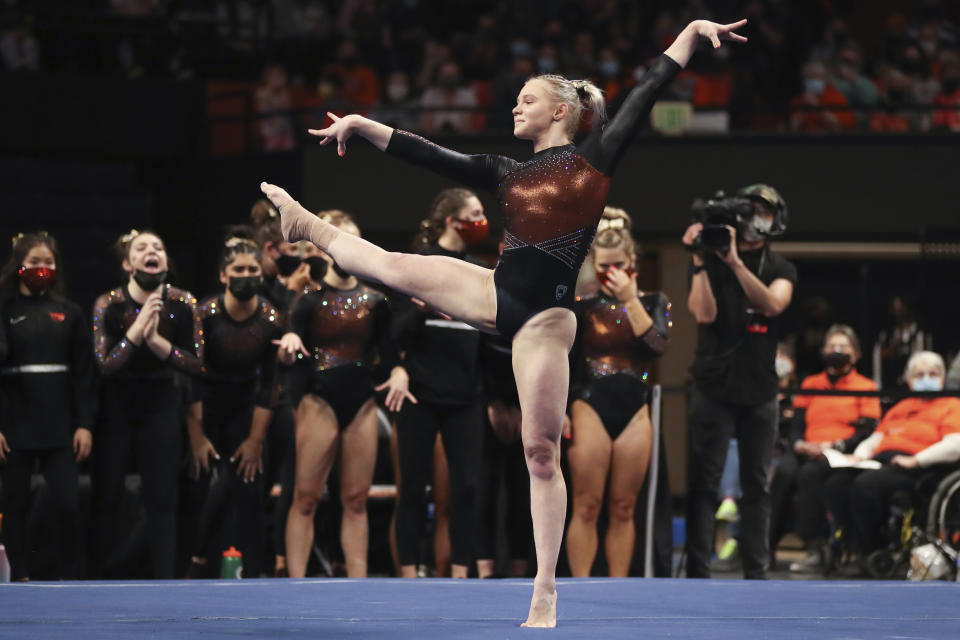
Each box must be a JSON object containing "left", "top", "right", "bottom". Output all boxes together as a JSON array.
[
  {"left": 133, "top": 270, "right": 166, "bottom": 291},
  {"left": 275, "top": 254, "right": 302, "bottom": 277},
  {"left": 912, "top": 375, "right": 943, "bottom": 393},
  {"left": 454, "top": 218, "right": 489, "bottom": 245},
  {"left": 19, "top": 266, "right": 56, "bottom": 293},
  {"left": 228, "top": 275, "right": 262, "bottom": 301},
  {"left": 823, "top": 351, "right": 852, "bottom": 371}
]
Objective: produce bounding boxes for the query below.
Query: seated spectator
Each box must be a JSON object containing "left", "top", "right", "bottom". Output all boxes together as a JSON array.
[
  {"left": 947, "top": 351, "right": 960, "bottom": 391},
  {"left": 824, "top": 351, "right": 960, "bottom": 563},
  {"left": 255, "top": 65, "right": 296, "bottom": 151},
  {"left": 420, "top": 61, "right": 479, "bottom": 134},
  {"left": 790, "top": 60, "right": 856, "bottom": 132},
  {"left": 930, "top": 60, "right": 960, "bottom": 131},
  {"left": 832, "top": 45, "right": 879, "bottom": 111},
  {"left": 368, "top": 71, "right": 419, "bottom": 131},
  {"left": 321, "top": 40, "right": 380, "bottom": 110},
  {"left": 769, "top": 325, "right": 880, "bottom": 573}
]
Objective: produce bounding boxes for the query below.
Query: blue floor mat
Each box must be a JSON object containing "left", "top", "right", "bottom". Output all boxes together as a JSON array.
[{"left": 1, "top": 578, "right": 958, "bottom": 639}]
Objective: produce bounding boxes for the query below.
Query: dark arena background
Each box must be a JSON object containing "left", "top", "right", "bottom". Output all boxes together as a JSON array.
[{"left": 1, "top": 1, "right": 960, "bottom": 638}]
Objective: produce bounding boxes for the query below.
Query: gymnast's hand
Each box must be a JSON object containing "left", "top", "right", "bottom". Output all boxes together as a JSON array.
[
  {"left": 602, "top": 266, "right": 639, "bottom": 303},
  {"left": 189, "top": 435, "right": 219, "bottom": 479},
  {"left": 231, "top": 437, "right": 264, "bottom": 483},
  {"left": 308, "top": 112, "right": 356, "bottom": 157},
  {"left": 377, "top": 366, "right": 418, "bottom": 413},
  {"left": 691, "top": 19, "right": 749, "bottom": 49},
  {"left": 274, "top": 332, "right": 309, "bottom": 365}
]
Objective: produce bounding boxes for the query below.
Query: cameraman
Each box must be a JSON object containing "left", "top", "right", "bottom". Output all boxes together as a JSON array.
[{"left": 682, "top": 185, "right": 797, "bottom": 579}]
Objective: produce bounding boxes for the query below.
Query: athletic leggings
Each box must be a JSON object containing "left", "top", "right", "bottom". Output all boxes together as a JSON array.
[
  {"left": 191, "top": 391, "right": 265, "bottom": 577},
  {"left": 0, "top": 447, "right": 79, "bottom": 580},
  {"left": 476, "top": 425, "right": 531, "bottom": 563},
  {"left": 395, "top": 401, "right": 484, "bottom": 567},
  {"left": 91, "top": 380, "right": 182, "bottom": 579},
  {"left": 267, "top": 403, "right": 295, "bottom": 559}
]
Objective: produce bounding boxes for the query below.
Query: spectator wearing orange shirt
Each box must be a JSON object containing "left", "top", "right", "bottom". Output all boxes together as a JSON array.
[
  {"left": 930, "top": 61, "right": 960, "bottom": 132},
  {"left": 790, "top": 60, "right": 856, "bottom": 132},
  {"left": 824, "top": 351, "right": 960, "bottom": 557},
  {"left": 769, "top": 325, "right": 880, "bottom": 573},
  {"left": 322, "top": 40, "right": 380, "bottom": 110}
]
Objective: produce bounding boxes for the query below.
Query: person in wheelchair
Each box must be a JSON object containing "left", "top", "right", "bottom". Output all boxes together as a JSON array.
[{"left": 823, "top": 351, "right": 960, "bottom": 570}]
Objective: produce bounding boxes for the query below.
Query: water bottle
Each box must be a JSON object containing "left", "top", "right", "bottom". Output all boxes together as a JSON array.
[{"left": 221, "top": 547, "right": 243, "bottom": 579}]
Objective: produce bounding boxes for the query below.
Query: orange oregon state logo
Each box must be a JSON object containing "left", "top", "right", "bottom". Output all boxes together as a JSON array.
[{"left": 49, "top": 312, "right": 66, "bottom": 323}]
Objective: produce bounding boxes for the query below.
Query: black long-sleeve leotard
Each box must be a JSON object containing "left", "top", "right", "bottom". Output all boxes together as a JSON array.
[
  {"left": 92, "top": 284, "right": 204, "bottom": 379},
  {"left": 386, "top": 54, "right": 682, "bottom": 338},
  {"left": 0, "top": 293, "right": 97, "bottom": 449},
  {"left": 197, "top": 294, "right": 283, "bottom": 408}
]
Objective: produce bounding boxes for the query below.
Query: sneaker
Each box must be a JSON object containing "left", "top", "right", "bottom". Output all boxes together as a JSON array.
[
  {"left": 718, "top": 538, "right": 739, "bottom": 561},
  {"left": 715, "top": 497, "right": 739, "bottom": 522},
  {"left": 789, "top": 550, "right": 823, "bottom": 573}
]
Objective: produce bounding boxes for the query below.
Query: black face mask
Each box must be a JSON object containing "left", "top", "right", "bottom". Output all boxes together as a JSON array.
[
  {"left": 274, "top": 254, "right": 302, "bottom": 277},
  {"left": 823, "top": 351, "right": 852, "bottom": 371},
  {"left": 332, "top": 261, "right": 351, "bottom": 280},
  {"left": 304, "top": 256, "right": 328, "bottom": 283},
  {"left": 228, "top": 276, "right": 262, "bottom": 301},
  {"left": 133, "top": 270, "right": 166, "bottom": 291}
]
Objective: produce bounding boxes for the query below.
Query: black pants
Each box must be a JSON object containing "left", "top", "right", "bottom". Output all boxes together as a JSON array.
[
  {"left": 267, "top": 403, "right": 295, "bottom": 560},
  {"left": 395, "top": 400, "right": 483, "bottom": 567},
  {"left": 770, "top": 451, "right": 832, "bottom": 551},
  {"left": 191, "top": 392, "right": 265, "bottom": 577},
  {"left": 823, "top": 464, "right": 919, "bottom": 555},
  {"left": 685, "top": 385, "right": 778, "bottom": 579},
  {"left": 0, "top": 447, "right": 79, "bottom": 580},
  {"left": 91, "top": 381, "right": 182, "bottom": 579},
  {"left": 476, "top": 423, "right": 531, "bottom": 563}
]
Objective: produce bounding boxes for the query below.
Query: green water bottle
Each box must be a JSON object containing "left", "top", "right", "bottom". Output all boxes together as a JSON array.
[{"left": 221, "top": 547, "right": 243, "bottom": 579}]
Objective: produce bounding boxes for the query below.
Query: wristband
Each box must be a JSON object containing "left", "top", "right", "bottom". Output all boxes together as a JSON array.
[{"left": 690, "top": 262, "right": 706, "bottom": 275}]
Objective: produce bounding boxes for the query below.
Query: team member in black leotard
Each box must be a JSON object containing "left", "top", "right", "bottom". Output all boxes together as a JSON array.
[
  {"left": 565, "top": 207, "right": 671, "bottom": 577},
  {"left": 0, "top": 233, "right": 95, "bottom": 580},
  {"left": 185, "top": 236, "right": 283, "bottom": 578},
  {"left": 275, "top": 211, "right": 408, "bottom": 578},
  {"left": 262, "top": 19, "right": 745, "bottom": 625},
  {"left": 90, "top": 230, "right": 203, "bottom": 579},
  {"left": 391, "top": 188, "right": 488, "bottom": 579}
]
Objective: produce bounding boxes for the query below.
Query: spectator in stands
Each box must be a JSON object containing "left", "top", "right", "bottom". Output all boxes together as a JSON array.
[
  {"left": 322, "top": 39, "right": 380, "bottom": 109},
  {"left": 0, "top": 25, "right": 40, "bottom": 72},
  {"left": 790, "top": 59, "right": 856, "bottom": 132},
  {"left": 873, "top": 295, "right": 931, "bottom": 389},
  {"left": 769, "top": 325, "right": 881, "bottom": 573},
  {"left": 947, "top": 351, "right": 960, "bottom": 391},
  {"left": 369, "top": 71, "right": 419, "bottom": 132},
  {"left": 536, "top": 44, "right": 561, "bottom": 75},
  {"left": 832, "top": 44, "right": 879, "bottom": 114},
  {"left": 824, "top": 351, "right": 960, "bottom": 560},
  {"left": 255, "top": 65, "right": 296, "bottom": 151},
  {"left": 420, "top": 60, "right": 479, "bottom": 134},
  {"left": 930, "top": 59, "right": 960, "bottom": 131}
]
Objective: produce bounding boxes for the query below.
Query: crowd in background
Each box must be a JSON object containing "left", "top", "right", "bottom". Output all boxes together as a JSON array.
[{"left": 2, "top": 1, "right": 959, "bottom": 135}]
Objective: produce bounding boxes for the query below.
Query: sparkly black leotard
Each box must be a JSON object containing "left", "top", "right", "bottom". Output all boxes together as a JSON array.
[
  {"left": 571, "top": 291, "right": 672, "bottom": 439},
  {"left": 386, "top": 54, "right": 682, "bottom": 338}
]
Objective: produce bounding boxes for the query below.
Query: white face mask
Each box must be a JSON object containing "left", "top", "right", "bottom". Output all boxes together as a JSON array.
[
  {"left": 775, "top": 356, "right": 794, "bottom": 379},
  {"left": 387, "top": 83, "right": 409, "bottom": 103},
  {"left": 911, "top": 374, "right": 943, "bottom": 393}
]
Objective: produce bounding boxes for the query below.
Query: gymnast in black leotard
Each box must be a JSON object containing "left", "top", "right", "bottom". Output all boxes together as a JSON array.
[
  {"left": 565, "top": 206, "right": 671, "bottom": 578},
  {"left": 261, "top": 19, "right": 747, "bottom": 626},
  {"left": 274, "top": 210, "right": 409, "bottom": 579}
]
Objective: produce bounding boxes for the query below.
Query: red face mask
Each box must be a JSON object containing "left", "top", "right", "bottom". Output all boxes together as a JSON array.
[
  {"left": 454, "top": 218, "right": 489, "bottom": 245},
  {"left": 19, "top": 266, "right": 57, "bottom": 293},
  {"left": 596, "top": 266, "right": 634, "bottom": 286}
]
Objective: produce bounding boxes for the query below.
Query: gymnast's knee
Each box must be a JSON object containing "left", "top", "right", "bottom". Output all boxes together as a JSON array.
[
  {"left": 292, "top": 487, "right": 322, "bottom": 517},
  {"left": 524, "top": 439, "right": 559, "bottom": 481}
]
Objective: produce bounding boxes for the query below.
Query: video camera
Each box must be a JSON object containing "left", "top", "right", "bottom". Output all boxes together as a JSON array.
[{"left": 687, "top": 191, "right": 755, "bottom": 254}]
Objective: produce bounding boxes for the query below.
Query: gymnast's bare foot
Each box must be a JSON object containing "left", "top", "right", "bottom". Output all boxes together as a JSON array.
[
  {"left": 260, "top": 181, "right": 322, "bottom": 245},
  {"left": 521, "top": 581, "right": 557, "bottom": 628}
]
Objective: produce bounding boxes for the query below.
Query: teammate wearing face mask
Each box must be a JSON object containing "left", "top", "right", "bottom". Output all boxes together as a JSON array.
[
  {"left": 390, "top": 188, "right": 489, "bottom": 578},
  {"left": 275, "top": 211, "right": 407, "bottom": 578},
  {"left": 565, "top": 207, "right": 672, "bottom": 577},
  {"left": 769, "top": 325, "right": 880, "bottom": 574},
  {"left": 683, "top": 183, "right": 797, "bottom": 580},
  {"left": 824, "top": 351, "right": 960, "bottom": 562},
  {"left": 0, "top": 232, "right": 95, "bottom": 581},
  {"left": 185, "top": 236, "right": 283, "bottom": 578},
  {"left": 90, "top": 229, "right": 203, "bottom": 579}
]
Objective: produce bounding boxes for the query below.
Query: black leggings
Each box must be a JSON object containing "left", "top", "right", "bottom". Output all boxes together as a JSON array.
[
  {"left": 91, "top": 381, "right": 182, "bottom": 579},
  {"left": 267, "top": 403, "right": 296, "bottom": 559},
  {"left": 395, "top": 401, "right": 484, "bottom": 567},
  {"left": 476, "top": 424, "right": 531, "bottom": 562},
  {"left": 192, "top": 393, "right": 265, "bottom": 577},
  {"left": 0, "top": 447, "right": 79, "bottom": 580},
  {"left": 769, "top": 451, "right": 833, "bottom": 550}
]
